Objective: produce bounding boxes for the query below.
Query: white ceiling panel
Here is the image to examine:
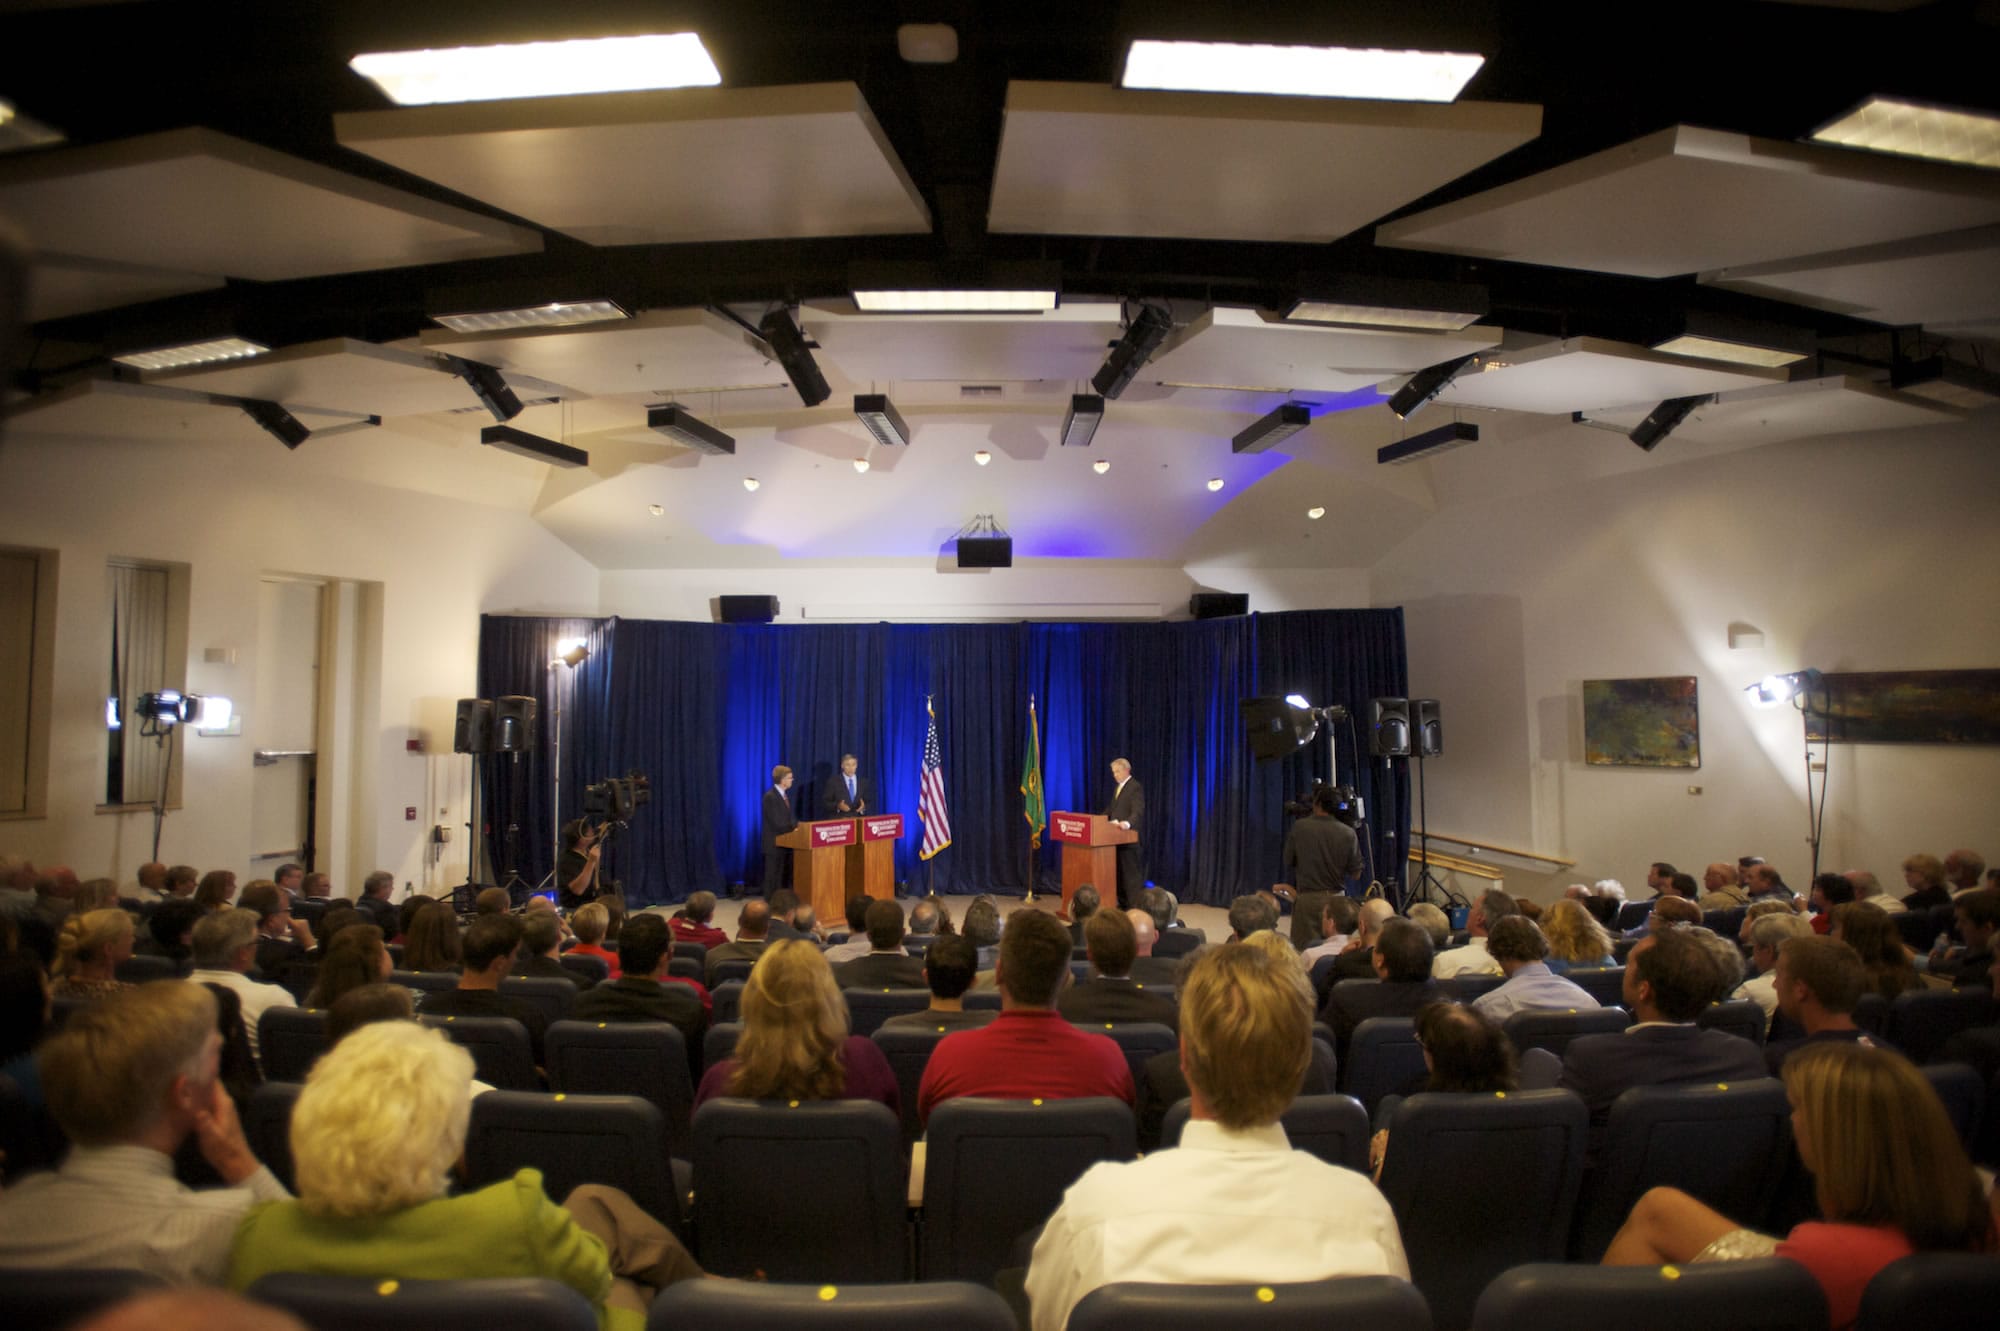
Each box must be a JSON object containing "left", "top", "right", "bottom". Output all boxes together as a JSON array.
[
  {"left": 803, "top": 302, "right": 1127, "bottom": 383},
  {"left": 1579, "top": 375, "right": 1967, "bottom": 444},
  {"left": 1377, "top": 125, "right": 2000, "bottom": 278},
  {"left": 1148, "top": 307, "right": 1504, "bottom": 394},
  {"left": 988, "top": 81, "right": 1541, "bottom": 243},
  {"left": 0, "top": 128, "right": 542, "bottom": 281},
  {"left": 1432, "top": 337, "right": 1788, "bottom": 414},
  {"left": 1700, "top": 225, "right": 2000, "bottom": 327},
  {"left": 5, "top": 379, "right": 368, "bottom": 443},
  {"left": 423, "top": 308, "right": 788, "bottom": 399},
  {"left": 336, "top": 83, "right": 930, "bottom": 245},
  {"left": 28, "top": 253, "right": 224, "bottom": 322},
  {"left": 146, "top": 338, "right": 523, "bottom": 417}
]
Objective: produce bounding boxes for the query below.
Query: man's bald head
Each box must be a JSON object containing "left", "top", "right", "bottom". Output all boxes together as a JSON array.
[
  {"left": 738, "top": 898, "right": 770, "bottom": 938},
  {"left": 1355, "top": 898, "right": 1395, "bottom": 943},
  {"left": 1126, "top": 908, "right": 1157, "bottom": 957}
]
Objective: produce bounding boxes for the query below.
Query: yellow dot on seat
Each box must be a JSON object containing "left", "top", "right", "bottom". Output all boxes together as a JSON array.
[
  {"left": 1032, "top": 1098, "right": 1044, "bottom": 1106},
  {"left": 819, "top": 1286, "right": 839, "bottom": 1301},
  {"left": 789, "top": 1100, "right": 800, "bottom": 1108},
  {"left": 1717, "top": 1083, "right": 1728, "bottom": 1091},
  {"left": 1495, "top": 1091, "right": 1506, "bottom": 1098},
  {"left": 597, "top": 1022, "right": 607, "bottom": 1028},
  {"left": 1256, "top": 1287, "right": 1275, "bottom": 1303},
  {"left": 1661, "top": 1265, "right": 1681, "bottom": 1280},
  {"left": 377, "top": 1280, "right": 400, "bottom": 1296},
  {"left": 1104, "top": 1023, "right": 1114, "bottom": 1029},
  {"left": 553, "top": 1093, "right": 566, "bottom": 1102}
]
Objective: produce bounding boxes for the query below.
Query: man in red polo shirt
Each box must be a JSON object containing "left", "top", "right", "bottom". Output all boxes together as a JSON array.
[
  {"left": 918, "top": 908, "right": 1132, "bottom": 1125},
  {"left": 668, "top": 890, "right": 729, "bottom": 949}
]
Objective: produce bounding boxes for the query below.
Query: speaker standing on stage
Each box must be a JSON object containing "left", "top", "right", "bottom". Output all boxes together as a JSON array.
[
  {"left": 819, "top": 753, "right": 874, "bottom": 818},
  {"left": 557, "top": 818, "right": 601, "bottom": 908},
  {"left": 762, "top": 766, "right": 799, "bottom": 896},
  {"left": 1104, "top": 757, "right": 1145, "bottom": 911}
]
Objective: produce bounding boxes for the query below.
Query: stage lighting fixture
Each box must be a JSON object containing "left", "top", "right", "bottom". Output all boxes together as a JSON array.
[
  {"left": 1061, "top": 393, "right": 1105, "bottom": 448},
  {"left": 1377, "top": 420, "right": 1478, "bottom": 466},
  {"left": 760, "top": 310, "right": 831, "bottom": 407},
  {"left": 1387, "top": 354, "right": 1475, "bottom": 419},
  {"left": 454, "top": 358, "right": 523, "bottom": 421},
  {"left": 194, "top": 696, "right": 234, "bottom": 731},
  {"left": 1233, "top": 402, "right": 1311, "bottom": 454},
  {"left": 1628, "top": 395, "right": 1708, "bottom": 451},
  {"left": 481, "top": 424, "right": 589, "bottom": 468},
  {"left": 1241, "top": 695, "right": 1352, "bottom": 761},
  {"left": 1285, "top": 273, "right": 1488, "bottom": 331},
  {"left": 648, "top": 403, "right": 736, "bottom": 455},
  {"left": 242, "top": 399, "right": 309, "bottom": 449},
  {"left": 849, "top": 259, "right": 1060, "bottom": 312},
  {"left": 1651, "top": 310, "right": 1811, "bottom": 368},
  {"left": 854, "top": 393, "right": 910, "bottom": 447},
  {"left": 432, "top": 300, "right": 629, "bottom": 334},
  {"left": 555, "top": 637, "right": 590, "bottom": 668},
  {"left": 1891, "top": 356, "right": 2000, "bottom": 410},
  {"left": 1092, "top": 303, "right": 1173, "bottom": 399},
  {"left": 1746, "top": 669, "right": 1822, "bottom": 709},
  {"left": 135, "top": 691, "right": 231, "bottom": 729},
  {"left": 112, "top": 336, "right": 268, "bottom": 372}
]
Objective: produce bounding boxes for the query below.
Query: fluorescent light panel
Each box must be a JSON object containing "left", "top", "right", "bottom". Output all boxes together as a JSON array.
[
  {"left": 1652, "top": 334, "right": 1807, "bottom": 368},
  {"left": 1286, "top": 300, "right": 1483, "bottom": 331},
  {"left": 1232, "top": 402, "right": 1311, "bottom": 453},
  {"left": 1285, "top": 273, "right": 1489, "bottom": 331},
  {"left": 1061, "top": 393, "right": 1104, "bottom": 448},
  {"left": 113, "top": 337, "right": 268, "bottom": 372},
  {"left": 1892, "top": 356, "right": 2000, "bottom": 410},
  {"left": 853, "top": 289, "right": 1057, "bottom": 312},
  {"left": 1811, "top": 96, "right": 2000, "bottom": 170},
  {"left": 433, "top": 300, "right": 630, "bottom": 333},
  {"left": 350, "top": 33, "right": 721, "bottom": 106},
  {"left": 1122, "top": 39, "right": 1484, "bottom": 103},
  {"left": 854, "top": 393, "right": 911, "bottom": 447},
  {"left": 648, "top": 403, "right": 736, "bottom": 456}
]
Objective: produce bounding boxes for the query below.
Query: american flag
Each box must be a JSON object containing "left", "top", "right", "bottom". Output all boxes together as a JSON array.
[{"left": 918, "top": 696, "right": 952, "bottom": 860}]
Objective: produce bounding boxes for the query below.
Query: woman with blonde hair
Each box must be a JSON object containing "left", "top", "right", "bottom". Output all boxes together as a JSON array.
[
  {"left": 567, "top": 901, "right": 621, "bottom": 978},
  {"left": 229, "top": 1019, "right": 703, "bottom": 1328},
  {"left": 693, "top": 939, "right": 897, "bottom": 1111},
  {"left": 51, "top": 908, "right": 135, "bottom": 999},
  {"left": 1540, "top": 897, "right": 1617, "bottom": 971},
  {"left": 1829, "top": 903, "right": 1919, "bottom": 1001},
  {"left": 399, "top": 901, "right": 462, "bottom": 973},
  {"left": 305, "top": 924, "right": 392, "bottom": 1010},
  {"left": 1604, "top": 1041, "right": 1992, "bottom": 1328},
  {"left": 1901, "top": 853, "right": 1951, "bottom": 910}
]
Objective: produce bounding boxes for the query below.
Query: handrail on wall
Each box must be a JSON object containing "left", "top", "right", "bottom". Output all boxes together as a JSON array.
[
  {"left": 1411, "top": 830, "right": 1575, "bottom": 870},
  {"left": 1408, "top": 848, "right": 1506, "bottom": 882}
]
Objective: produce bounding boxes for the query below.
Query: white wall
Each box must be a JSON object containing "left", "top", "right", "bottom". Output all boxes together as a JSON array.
[
  {"left": 0, "top": 426, "right": 600, "bottom": 896},
  {"left": 1373, "top": 415, "right": 2000, "bottom": 899}
]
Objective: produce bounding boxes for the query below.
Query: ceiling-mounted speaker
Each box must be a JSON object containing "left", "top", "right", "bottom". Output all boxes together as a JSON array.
[
  {"left": 493, "top": 696, "right": 539, "bottom": 753},
  {"left": 1370, "top": 697, "right": 1411, "bottom": 757},
  {"left": 1190, "top": 592, "right": 1249, "bottom": 619},
  {"left": 957, "top": 535, "right": 1013, "bottom": 568},
  {"left": 453, "top": 698, "right": 493, "bottom": 754},
  {"left": 1414, "top": 699, "right": 1442, "bottom": 757},
  {"left": 718, "top": 595, "right": 780, "bottom": 623}
]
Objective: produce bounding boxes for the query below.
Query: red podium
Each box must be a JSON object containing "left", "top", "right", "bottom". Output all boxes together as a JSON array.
[
  {"left": 777, "top": 818, "right": 858, "bottom": 925},
  {"left": 1049, "top": 812, "right": 1136, "bottom": 914},
  {"left": 851, "top": 813, "right": 903, "bottom": 906}
]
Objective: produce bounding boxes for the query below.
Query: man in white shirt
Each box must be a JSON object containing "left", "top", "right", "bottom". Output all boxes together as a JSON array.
[
  {"left": 1732, "top": 910, "right": 1812, "bottom": 1029},
  {"left": 1432, "top": 888, "right": 1517, "bottom": 979},
  {"left": 1299, "top": 894, "right": 1360, "bottom": 967},
  {"left": 186, "top": 907, "right": 296, "bottom": 1073},
  {"left": 1472, "top": 916, "right": 1600, "bottom": 1022},
  {"left": 1025, "top": 940, "right": 1408, "bottom": 1331},
  {"left": 0, "top": 981, "right": 290, "bottom": 1283},
  {"left": 1845, "top": 869, "right": 1903, "bottom": 913}
]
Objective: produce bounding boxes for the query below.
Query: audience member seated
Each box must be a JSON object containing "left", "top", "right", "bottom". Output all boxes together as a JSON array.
[
  {"left": 164, "top": 864, "right": 201, "bottom": 901},
  {"left": 1558, "top": 926, "right": 1764, "bottom": 1154},
  {"left": 1329, "top": 899, "right": 1397, "bottom": 981},
  {"left": 1929, "top": 887, "right": 1999, "bottom": 989},
  {"left": 323, "top": 981, "right": 418, "bottom": 1047},
  {"left": 1125, "top": 908, "right": 1180, "bottom": 986},
  {"left": 227, "top": 1020, "right": 703, "bottom": 1330},
  {"left": 763, "top": 888, "right": 807, "bottom": 941},
  {"left": 572, "top": 914, "right": 704, "bottom": 1054},
  {"left": 300, "top": 870, "right": 332, "bottom": 903},
  {"left": 353, "top": 872, "right": 399, "bottom": 936},
  {"left": 1734, "top": 910, "right": 1813, "bottom": 1029},
  {"left": 1473, "top": 916, "right": 1599, "bottom": 1021},
  {"left": 1058, "top": 908, "right": 1178, "bottom": 1030},
  {"left": 473, "top": 886, "right": 511, "bottom": 916},
  {"left": 419, "top": 914, "right": 549, "bottom": 1064},
  {"left": 189, "top": 908, "right": 297, "bottom": 1074},
  {"left": 693, "top": 939, "right": 898, "bottom": 1113},
  {"left": 0, "top": 948, "right": 50, "bottom": 1108},
  {"left": 137, "top": 896, "right": 203, "bottom": 964},
  {"left": 822, "top": 895, "right": 875, "bottom": 963},
  {"left": 31, "top": 866, "right": 80, "bottom": 927},
  {"left": 702, "top": 899, "right": 768, "bottom": 984},
  {"left": 238, "top": 882, "right": 314, "bottom": 979},
  {"left": 880, "top": 934, "right": 995, "bottom": 1031},
  {"left": 394, "top": 894, "right": 435, "bottom": 945},
  {"left": 1601, "top": 1041, "right": 1993, "bottom": 1329},
  {"left": 1746, "top": 863, "right": 1793, "bottom": 902},
  {"left": 1830, "top": 903, "right": 1920, "bottom": 1001},
  {"left": 311, "top": 905, "right": 362, "bottom": 950},
  {"left": 1323, "top": 917, "right": 1439, "bottom": 1063},
  {"left": 1433, "top": 888, "right": 1518, "bottom": 978},
  {"left": 907, "top": 895, "right": 943, "bottom": 940},
  {"left": 1944, "top": 848, "right": 1985, "bottom": 899},
  {"left": 1763, "top": 936, "right": 1873, "bottom": 1073},
  {"left": 1066, "top": 884, "right": 1103, "bottom": 946},
  {"left": 400, "top": 901, "right": 463, "bottom": 974},
  {"left": 51, "top": 908, "right": 135, "bottom": 1000},
  {"left": 1802, "top": 872, "right": 1851, "bottom": 934},
  {"left": 0, "top": 981, "right": 289, "bottom": 1281},
  {"left": 1024, "top": 940, "right": 1407, "bottom": 1331},
  {"left": 193, "top": 870, "right": 238, "bottom": 915},
  {"left": 566, "top": 902, "right": 623, "bottom": 980},
  {"left": 1626, "top": 894, "right": 1702, "bottom": 941},
  {"left": 1539, "top": 897, "right": 1617, "bottom": 973},
  {"left": 133, "top": 861, "right": 169, "bottom": 902},
  {"left": 304, "top": 924, "right": 391, "bottom": 1010},
  {"left": 511, "top": 909, "right": 581, "bottom": 986},
  {"left": 1369, "top": 1000, "right": 1518, "bottom": 1180},
  {"left": 1298, "top": 893, "right": 1360, "bottom": 967},
  {"left": 1901, "top": 853, "right": 1952, "bottom": 911},
  {"left": 1845, "top": 869, "right": 1902, "bottom": 914},
  {"left": 833, "top": 899, "right": 926, "bottom": 989},
  {"left": 918, "top": 908, "right": 1132, "bottom": 1124},
  {"left": 1223, "top": 891, "right": 1279, "bottom": 942},
  {"left": 1697, "top": 861, "right": 1749, "bottom": 910}
]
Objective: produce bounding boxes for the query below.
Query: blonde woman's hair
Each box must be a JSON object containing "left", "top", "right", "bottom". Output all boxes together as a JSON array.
[
  {"left": 1783, "top": 1041, "right": 1992, "bottom": 1251},
  {"left": 1540, "top": 898, "right": 1614, "bottom": 965},
  {"left": 39, "top": 980, "right": 214, "bottom": 1145},
  {"left": 1239, "top": 926, "right": 1309, "bottom": 975},
  {"left": 1902, "top": 853, "right": 1945, "bottom": 891},
  {"left": 53, "top": 908, "right": 133, "bottom": 977},
  {"left": 728, "top": 939, "right": 849, "bottom": 1102},
  {"left": 291, "top": 1019, "right": 473, "bottom": 1218},
  {"left": 570, "top": 901, "right": 609, "bottom": 945},
  {"left": 1180, "top": 940, "right": 1312, "bottom": 1130}
]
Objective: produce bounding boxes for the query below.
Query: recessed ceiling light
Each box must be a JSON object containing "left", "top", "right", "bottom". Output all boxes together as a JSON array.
[
  {"left": 853, "top": 458, "right": 870, "bottom": 473},
  {"left": 1122, "top": 40, "right": 1484, "bottom": 103},
  {"left": 853, "top": 289, "right": 1059, "bottom": 313},
  {"left": 1811, "top": 96, "right": 2000, "bottom": 170},
  {"left": 742, "top": 477, "right": 760, "bottom": 492},
  {"left": 849, "top": 260, "right": 1061, "bottom": 313},
  {"left": 974, "top": 450, "right": 992, "bottom": 466},
  {"left": 349, "top": 32, "right": 721, "bottom": 106},
  {"left": 1093, "top": 459, "right": 1111, "bottom": 475},
  {"left": 112, "top": 337, "right": 269, "bottom": 372},
  {"left": 1307, "top": 506, "right": 1326, "bottom": 520},
  {"left": 1285, "top": 273, "right": 1489, "bottom": 331},
  {"left": 1651, "top": 334, "right": 1807, "bottom": 369},
  {"left": 1207, "top": 477, "right": 1225, "bottom": 492},
  {"left": 433, "top": 300, "right": 630, "bottom": 334},
  {"left": 648, "top": 503, "right": 663, "bottom": 516}
]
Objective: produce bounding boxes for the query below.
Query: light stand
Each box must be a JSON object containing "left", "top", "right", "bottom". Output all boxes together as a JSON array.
[
  {"left": 538, "top": 639, "right": 591, "bottom": 899},
  {"left": 148, "top": 724, "right": 175, "bottom": 862}
]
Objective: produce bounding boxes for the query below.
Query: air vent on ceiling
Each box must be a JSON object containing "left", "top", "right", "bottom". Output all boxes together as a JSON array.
[{"left": 959, "top": 384, "right": 1004, "bottom": 398}]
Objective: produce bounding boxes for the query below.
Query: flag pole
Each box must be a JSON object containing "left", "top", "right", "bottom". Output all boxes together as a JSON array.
[{"left": 1024, "top": 693, "right": 1037, "bottom": 903}]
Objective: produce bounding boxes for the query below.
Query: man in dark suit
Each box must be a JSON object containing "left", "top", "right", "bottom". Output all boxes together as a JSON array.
[
  {"left": 1103, "top": 758, "right": 1145, "bottom": 910},
  {"left": 833, "top": 899, "right": 926, "bottom": 989},
  {"left": 1559, "top": 926, "right": 1766, "bottom": 1156},
  {"left": 1126, "top": 909, "right": 1181, "bottom": 986},
  {"left": 1283, "top": 787, "right": 1365, "bottom": 895},
  {"left": 819, "top": 753, "right": 875, "bottom": 818},
  {"left": 1322, "top": 918, "right": 1440, "bottom": 1065},
  {"left": 1059, "top": 908, "right": 1177, "bottom": 1030},
  {"left": 761, "top": 765, "right": 798, "bottom": 897}
]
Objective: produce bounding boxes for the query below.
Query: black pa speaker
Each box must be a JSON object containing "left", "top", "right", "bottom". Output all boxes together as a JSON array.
[
  {"left": 1414, "top": 699, "right": 1442, "bottom": 757},
  {"left": 452, "top": 698, "right": 493, "bottom": 754},
  {"left": 957, "top": 536, "right": 1013, "bottom": 568},
  {"left": 1190, "top": 592, "right": 1249, "bottom": 619},
  {"left": 1370, "top": 698, "right": 1411, "bottom": 757},
  {"left": 718, "top": 595, "right": 779, "bottom": 623},
  {"left": 493, "top": 695, "right": 539, "bottom": 752}
]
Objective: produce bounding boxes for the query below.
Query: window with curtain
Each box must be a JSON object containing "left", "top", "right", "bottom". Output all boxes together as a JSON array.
[
  {"left": 105, "top": 560, "right": 172, "bottom": 806},
  {"left": 0, "top": 547, "right": 53, "bottom": 817}
]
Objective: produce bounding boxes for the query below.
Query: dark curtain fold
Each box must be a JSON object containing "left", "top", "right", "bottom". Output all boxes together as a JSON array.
[{"left": 477, "top": 609, "right": 1408, "bottom": 908}]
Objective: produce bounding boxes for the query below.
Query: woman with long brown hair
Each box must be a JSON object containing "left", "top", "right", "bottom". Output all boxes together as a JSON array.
[
  {"left": 1829, "top": 902, "right": 1919, "bottom": 1000},
  {"left": 693, "top": 939, "right": 897, "bottom": 1112},
  {"left": 399, "top": 901, "right": 462, "bottom": 973},
  {"left": 305, "top": 923, "right": 392, "bottom": 1009}
]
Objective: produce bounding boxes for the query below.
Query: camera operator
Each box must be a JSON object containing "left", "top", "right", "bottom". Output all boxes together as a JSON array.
[
  {"left": 1283, "top": 785, "right": 1365, "bottom": 896},
  {"left": 558, "top": 818, "right": 603, "bottom": 908}
]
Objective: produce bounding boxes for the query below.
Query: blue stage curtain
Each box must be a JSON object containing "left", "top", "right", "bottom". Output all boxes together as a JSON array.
[{"left": 477, "top": 609, "right": 1408, "bottom": 907}]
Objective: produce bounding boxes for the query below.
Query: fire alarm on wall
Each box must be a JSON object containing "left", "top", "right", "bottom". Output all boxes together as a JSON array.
[{"left": 404, "top": 806, "right": 417, "bottom": 821}]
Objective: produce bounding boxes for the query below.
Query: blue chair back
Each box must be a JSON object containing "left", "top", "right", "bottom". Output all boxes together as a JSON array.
[
  {"left": 1615, "top": 901, "right": 1654, "bottom": 931},
  {"left": 1564, "top": 967, "right": 1626, "bottom": 1008},
  {"left": 248, "top": 1274, "right": 596, "bottom": 1331},
  {"left": 964, "top": 989, "right": 1003, "bottom": 1010},
  {"left": 1346, "top": 1017, "right": 1428, "bottom": 1113},
  {"left": 711, "top": 957, "right": 757, "bottom": 985},
  {"left": 1437, "top": 974, "right": 1503, "bottom": 1003},
  {"left": 666, "top": 955, "right": 701, "bottom": 981},
  {"left": 1856, "top": 1252, "right": 2000, "bottom": 1331},
  {"left": 1072, "top": 1020, "right": 1177, "bottom": 1088},
  {"left": 1892, "top": 909, "right": 1940, "bottom": 951},
  {"left": 389, "top": 968, "right": 459, "bottom": 995},
  {"left": 244, "top": 1079, "right": 303, "bottom": 1189},
  {"left": 1696, "top": 999, "right": 1768, "bottom": 1045},
  {"left": 1308, "top": 954, "right": 1342, "bottom": 1008},
  {"left": 1502, "top": 1007, "right": 1629, "bottom": 1058},
  {"left": 544, "top": 1019, "right": 695, "bottom": 1160},
  {"left": 691, "top": 1097, "right": 906, "bottom": 1281},
  {"left": 1161, "top": 1093, "right": 1370, "bottom": 1172},
  {"left": 1070, "top": 1278, "right": 1431, "bottom": 1331},
  {"left": 0, "top": 1267, "right": 166, "bottom": 1331},
  {"left": 463, "top": 1090, "right": 678, "bottom": 1230},
  {"left": 712, "top": 978, "right": 746, "bottom": 1024},
  {"left": 843, "top": 986, "right": 932, "bottom": 1038},
  {"left": 1883, "top": 987, "right": 1996, "bottom": 1064},
  {"left": 646, "top": 1279, "right": 1015, "bottom": 1331},
  {"left": 115, "top": 953, "right": 181, "bottom": 982},
  {"left": 498, "top": 976, "right": 577, "bottom": 1029},
  {"left": 922, "top": 1095, "right": 1136, "bottom": 1283},
  {"left": 704, "top": 1021, "right": 742, "bottom": 1070},
  {"left": 1471, "top": 1259, "right": 1827, "bottom": 1331},
  {"left": 1378, "top": 1090, "right": 1588, "bottom": 1331},
  {"left": 558, "top": 952, "right": 609, "bottom": 985},
  {"left": 1153, "top": 928, "right": 1204, "bottom": 958},
  {"left": 904, "top": 933, "right": 937, "bottom": 956},
  {"left": 1919, "top": 1061, "right": 1984, "bottom": 1153},
  {"left": 420, "top": 1014, "right": 539, "bottom": 1090},
  {"left": 670, "top": 939, "right": 709, "bottom": 961},
  {"left": 258, "top": 1005, "right": 330, "bottom": 1083},
  {"left": 870, "top": 1023, "right": 955, "bottom": 1145},
  {"left": 0, "top": 1072, "right": 65, "bottom": 1183}
]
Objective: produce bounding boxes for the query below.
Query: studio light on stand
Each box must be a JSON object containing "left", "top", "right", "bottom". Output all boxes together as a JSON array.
[
  {"left": 544, "top": 637, "right": 592, "bottom": 896},
  {"left": 135, "top": 690, "right": 233, "bottom": 860},
  {"left": 1240, "top": 694, "right": 1373, "bottom": 887},
  {"left": 1746, "top": 668, "right": 1831, "bottom": 880}
]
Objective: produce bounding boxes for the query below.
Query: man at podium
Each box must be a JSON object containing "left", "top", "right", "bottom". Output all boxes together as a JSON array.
[
  {"left": 1104, "top": 758, "right": 1145, "bottom": 910},
  {"left": 762, "top": 765, "right": 798, "bottom": 896},
  {"left": 819, "top": 752, "right": 874, "bottom": 817}
]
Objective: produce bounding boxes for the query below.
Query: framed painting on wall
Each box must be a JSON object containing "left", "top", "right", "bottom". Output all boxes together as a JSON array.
[
  {"left": 1582, "top": 676, "right": 1700, "bottom": 768},
  {"left": 1804, "top": 669, "right": 2000, "bottom": 744}
]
